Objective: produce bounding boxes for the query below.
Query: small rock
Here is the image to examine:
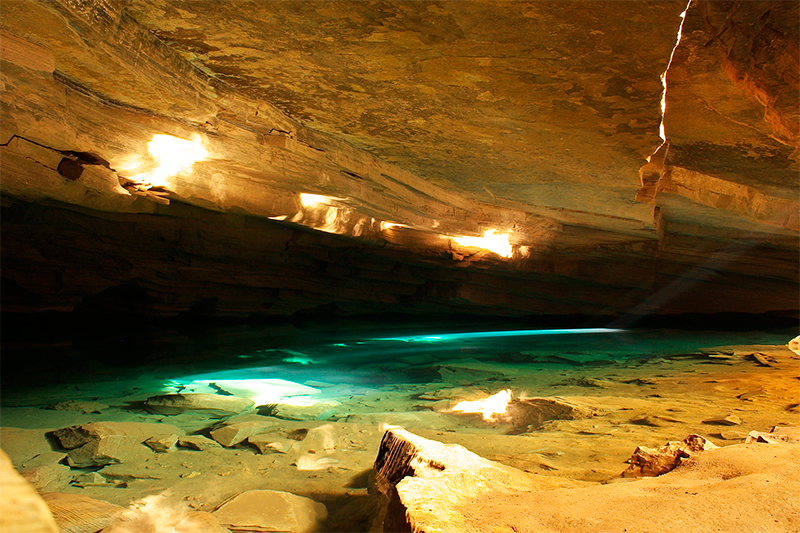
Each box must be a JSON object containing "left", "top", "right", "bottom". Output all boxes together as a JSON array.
[
  {"left": 713, "top": 430, "right": 748, "bottom": 441},
  {"left": 70, "top": 472, "right": 111, "bottom": 487},
  {"left": 622, "top": 434, "right": 718, "bottom": 477},
  {"left": 144, "top": 393, "right": 254, "bottom": 416},
  {"left": 46, "top": 400, "right": 108, "bottom": 414},
  {"left": 788, "top": 335, "right": 800, "bottom": 356},
  {"left": 144, "top": 434, "right": 178, "bottom": 452},
  {"left": 702, "top": 415, "right": 742, "bottom": 426},
  {"left": 210, "top": 420, "right": 278, "bottom": 447},
  {"left": 286, "top": 429, "right": 309, "bottom": 441},
  {"left": 629, "top": 416, "right": 665, "bottom": 427},
  {"left": 750, "top": 352, "right": 779, "bottom": 367},
  {"left": 554, "top": 377, "right": 608, "bottom": 388},
  {"left": 622, "top": 378, "right": 656, "bottom": 386},
  {"left": 737, "top": 389, "right": 767, "bottom": 401},
  {"left": 213, "top": 489, "right": 327, "bottom": 533},
  {"left": 745, "top": 425, "right": 800, "bottom": 444},
  {"left": 248, "top": 435, "right": 295, "bottom": 454},
  {"left": 180, "top": 471, "right": 201, "bottom": 479},
  {"left": 178, "top": 435, "right": 221, "bottom": 451}
]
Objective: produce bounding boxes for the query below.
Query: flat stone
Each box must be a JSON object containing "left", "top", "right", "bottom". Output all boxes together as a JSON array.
[
  {"left": 248, "top": 435, "right": 295, "bottom": 454},
  {"left": 270, "top": 400, "right": 340, "bottom": 421},
  {"left": 41, "top": 493, "right": 138, "bottom": 533},
  {"left": 177, "top": 435, "right": 221, "bottom": 451},
  {"left": 143, "top": 393, "right": 254, "bottom": 416},
  {"left": 703, "top": 415, "right": 742, "bottom": 426},
  {"left": 46, "top": 400, "right": 109, "bottom": 414},
  {"left": 213, "top": 490, "right": 327, "bottom": 533},
  {"left": 210, "top": 420, "right": 278, "bottom": 447}
]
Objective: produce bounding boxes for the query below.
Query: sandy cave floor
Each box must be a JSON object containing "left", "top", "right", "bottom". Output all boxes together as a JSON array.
[{"left": 1, "top": 327, "right": 798, "bottom": 531}]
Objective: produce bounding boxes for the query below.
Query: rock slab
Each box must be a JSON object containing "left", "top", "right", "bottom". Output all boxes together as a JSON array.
[
  {"left": 213, "top": 489, "right": 327, "bottom": 533},
  {"left": 144, "top": 393, "right": 254, "bottom": 416}
]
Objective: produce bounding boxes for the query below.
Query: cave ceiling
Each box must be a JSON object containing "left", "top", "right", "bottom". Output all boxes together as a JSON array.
[{"left": 0, "top": 0, "right": 798, "bottom": 318}]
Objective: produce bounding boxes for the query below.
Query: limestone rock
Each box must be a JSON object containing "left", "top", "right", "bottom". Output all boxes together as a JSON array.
[
  {"left": 177, "top": 435, "right": 221, "bottom": 451},
  {"left": 212, "top": 489, "right": 327, "bottom": 533},
  {"left": 788, "top": 335, "right": 800, "bottom": 356},
  {"left": 210, "top": 419, "right": 279, "bottom": 448},
  {"left": 51, "top": 422, "right": 183, "bottom": 468},
  {"left": 144, "top": 434, "right": 179, "bottom": 452},
  {"left": 100, "top": 509, "right": 229, "bottom": 533},
  {"left": 622, "top": 434, "right": 718, "bottom": 477},
  {"left": 248, "top": 435, "right": 295, "bottom": 454},
  {"left": 270, "top": 400, "right": 340, "bottom": 421},
  {"left": 46, "top": 400, "right": 108, "bottom": 414},
  {"left": 0, "top": 449, "right": 59, "bottom": 533},
  {"left": 372, "top": 428, "right": 577, "bottom": 532},
  {"left": 144, "top": 393, "right": 254, "bottom": 416}
]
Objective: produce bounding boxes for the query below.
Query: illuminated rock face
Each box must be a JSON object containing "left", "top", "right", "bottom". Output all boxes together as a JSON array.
[{"left": 0, "top": 0, "right": 797, "bottom": 319}]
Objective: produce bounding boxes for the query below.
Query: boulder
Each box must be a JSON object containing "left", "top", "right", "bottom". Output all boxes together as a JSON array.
[
  {"left": 51, "top": 422, "right": 182, "bottom": 468},
  {"left": 143, "top": 393, "right": 254, "bottom": 416},
  {"left": 622, "top": 434, "right": 718, "bottom": 477},
  {"left": 0, "top": 449, "right": 59, "bottom": 533},
  {"left": 212, "top": 490, "right": 327, "bottom": 533},
  {"left": 372, "top": 428, "right": 577, "bottom": 532},
  {"left": 41, "top": 492, "right": 138, "bottom": 533},
  {"left": 210, "top": 419, "right": 279, "bottom": 447}
]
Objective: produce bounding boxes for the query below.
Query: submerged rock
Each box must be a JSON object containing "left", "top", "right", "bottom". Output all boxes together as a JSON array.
[
  {"left": 46, "top": 400, "right": 109, "bottom": 414},
  {"left": 504, "top": 397, "right": 596, "bottom": 434},
  {"left": 143, "top": 393, "right": 254, "bottom": 416},
  {"left": 269, "top": 400, "right": 340, "bottom": 421},
  {"left": 702, "top": 414, "right": 742, "bottom": 426},
  {"left": 248, "top": 435, "right": 295, "bottom": 454},
  {"left": 51, "top": 422, "right": 182, "bottom": 468},
  {"left": 177, "top": 435, "right": 221, "bottom": 451},
  {"left": 210, "top": 419, "right": 278, "bottom": 447},
  {"left": 212, "top": 489, "right": 327, "bottom": 533},
  {"left": 622, "top": 434, "right": 718, "bottom": 477}
]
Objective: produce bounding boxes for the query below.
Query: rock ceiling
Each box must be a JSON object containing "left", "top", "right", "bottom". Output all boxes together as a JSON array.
[{"left": 0, "top": 0, "right": 798, "bottom": 318}]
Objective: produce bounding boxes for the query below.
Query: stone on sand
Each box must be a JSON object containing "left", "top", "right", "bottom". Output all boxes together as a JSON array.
[
  {"left": 248, "top": 435, "right": 295, "bottom": 454},
  {"left": 51, "top": 422, "right": 182, "bottom": 468},
  {"left": 177, "top": 435, "right": 221, "bottom": 451},
  {"left": 702, "top": 414, "right": 742, "bottom": 426},
  {"left": 622, "top": 434, "right": 718, "bottom": 477},
  {"left": 42, "top": 492, "right": 138, "bottom": 533},
  {"left": 144, "top": 434, "right": 179, "bottom": 452},
  {"left": 209, "top": 418, "right": 279, "bottom": 447},
  {"left": 212, "top": 489, "right": 327, "bottom": 533},
  {"left": 143, "top": 393, "right": 254, "bottom": 416},
  {"left": 745, "top": 425, "right": 800, "bottom": 444},
  {"left": 47, "top": 400, "right": 109, "bottom": 414}
]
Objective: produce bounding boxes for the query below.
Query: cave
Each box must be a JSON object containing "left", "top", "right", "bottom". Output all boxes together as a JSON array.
[{"left": 1, "top": 1, "right": 798, "bottom": 532}]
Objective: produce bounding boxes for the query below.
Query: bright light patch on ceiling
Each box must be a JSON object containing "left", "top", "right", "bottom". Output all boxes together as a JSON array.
[
  {"left": 380, "top": 221, "right": 407, "bottom": 231},
  {"left": 453, "top": 229, "right": 513, "bottom": 258},
  {"left": 378, "top": 328, "right": 623, "bottom": 342},
  {"left": 451, "top": 389, "right": 512, "bottom": 421},
  {"left": 126, "top": 134, "right": 208, "bottom": 188},
  {"left": 300, "top": 193, "right": 344, "bottom": 208}
]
